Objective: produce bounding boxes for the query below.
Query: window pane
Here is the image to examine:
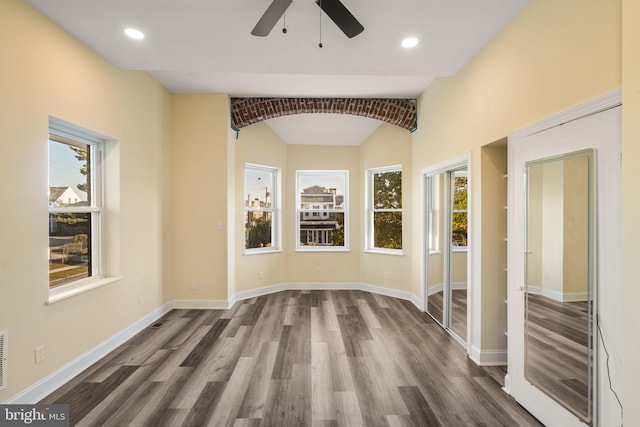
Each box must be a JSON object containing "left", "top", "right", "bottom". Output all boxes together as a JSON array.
[
  {"left": 49, "top": 213, "right": 91, "bottom": 287},
  {"left": 48, "top": 139, "right": 90, "bottom": 207},
  {"left": 245, "top": 168, "right": 273, "bottom": 209},
  {"left": 373, "top": 171, "right": 402, "bottom": 209},
  {"left": 299, "top": 212, "right": 344, "bottom": 247},
  {"left": 452, "top": 212, "right": 468, "bottom": 247},
  {"left": 299, "top": 174, "right": 345, "bottom": 211},
  {"left": 374, "top": 211, "right": 402, "bottom": 249},
  {"left": 245, "top": 211, "right": 273, "bottom": 249},
  {"left": 453, "top": 174, "right": 467, "bottom": 210}
]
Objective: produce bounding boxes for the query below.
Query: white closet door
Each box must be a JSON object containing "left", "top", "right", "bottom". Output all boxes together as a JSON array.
[{"left": 507, "top": 93, "right": 621, "bottom": 427}]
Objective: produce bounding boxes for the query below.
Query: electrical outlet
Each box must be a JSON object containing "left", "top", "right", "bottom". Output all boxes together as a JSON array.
[
  {"left": 258, "top": 271, "right": 263, "bottom": 280},
  {"left": 35, "top": 345, "right": 45, "bottom": 364},
  {"left": 138, "top": 296, "right": 144, "bottom": 306},
  {"left": 191, "top": 280, "right": 197, "bottom": 290}
]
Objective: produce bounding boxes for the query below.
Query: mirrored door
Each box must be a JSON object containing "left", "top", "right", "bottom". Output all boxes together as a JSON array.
[
  {"left": 425, "top": 164, "right": 469, "bottom": 345},
  {"left": 508, "top": 98, "right": 621, "bottom": 427}
]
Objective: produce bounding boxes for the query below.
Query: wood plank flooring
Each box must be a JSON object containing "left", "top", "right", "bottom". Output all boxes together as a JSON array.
[
  {"left": 526, "top": 293, "right": 591, "bottom": 420},
  {"left": 426, "top": 290, "right": 467, "bottom": 342},
  {"left": 41, "top": 290, "right": 542, "bottom": 426}
]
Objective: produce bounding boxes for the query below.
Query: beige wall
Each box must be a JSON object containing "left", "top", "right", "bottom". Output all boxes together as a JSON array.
[
  {"left": 0, "top": 0, "right": 172, "bottom": 400},
  {"left": 359, "top": 123, "right": 413, "bottom": 291},
  {"left": 562, "top": 155, "right": 589, "bottom": 296},
  {"left": 3, "top": 0, "right": 639, "bottom": 420},
  {"left": 284, "top": 144, "right": 361, "bottom": 283},
  {"left": 234, "top": 122, "right": 288, "bottom": 292},
  {"left": 622, "top": 0, "right": 640, "bottom": 423},
  {"left": 170, "top": 94, "right": 231, "bottom": 301},
  {"left": 411, "top": 0, "right": 620, "bottom": 353},
  {"left": 233, "top": 122, "right": 413, "bottom": 291}
]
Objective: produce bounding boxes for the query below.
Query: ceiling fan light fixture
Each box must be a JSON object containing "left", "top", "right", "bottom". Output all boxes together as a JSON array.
[
  {"left": 124, "top": 28, "right": 145, "bottom": 40},
  {"left": 401, "top": 37, "right": 419, "bottom": 49}
]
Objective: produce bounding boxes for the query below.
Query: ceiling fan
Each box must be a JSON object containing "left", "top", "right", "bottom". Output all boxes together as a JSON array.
[{"left": 251, "top": 0, "right": 364, "bottom": 39}]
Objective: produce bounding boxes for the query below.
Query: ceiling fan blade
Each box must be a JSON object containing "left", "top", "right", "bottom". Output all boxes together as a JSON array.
[
  {"left": 251, "top": 0, "right": 293, "bottom": 37},
  {"left": 316, "top": 0, "right": 364, "bottom": 38}
]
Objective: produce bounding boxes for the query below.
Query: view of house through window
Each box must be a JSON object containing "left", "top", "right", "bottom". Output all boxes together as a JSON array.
[
  {"left": 297, "top": 171, "right": 348, "bottom": 250},
  {"left": 244, "top": 164, "right": 278, "bottom": 251},
  {"left": 368, "top": 166, "right": 402, "bottom": 251},
  {"left": 452, "top": 170, "right": 468, "bottom": 247},
  {"left": 48, "top": 134, "right": 99, "bottom": 288}
]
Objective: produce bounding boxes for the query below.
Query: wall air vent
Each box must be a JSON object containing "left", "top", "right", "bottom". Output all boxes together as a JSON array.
[{"left": 0, "top": 330, "right": 7, "bottom": 391}]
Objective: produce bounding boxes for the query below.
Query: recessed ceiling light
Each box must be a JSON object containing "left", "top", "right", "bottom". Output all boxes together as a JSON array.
[
  {"left": 401, "top": 37, "right": 419, "bottom": 49},
  {"left": 124, "top": 28, "right": 145, "bottom": 40}
]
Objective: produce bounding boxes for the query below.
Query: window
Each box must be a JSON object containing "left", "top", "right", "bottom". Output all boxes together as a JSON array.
[
  {"left": 451, "top": 170, "right": 468, "bottom": 248},
  {"left": 244, "top": 164, "right": 280, "bottom": 253},
  {"left": 48, "top": 119, "right": 104, "bottom": 291},
  {"left": 366, "top": 166, "right": 402, "bottom": 252},
  {"left": 296, "top": 170, "right": 348, "bottom": 251}
]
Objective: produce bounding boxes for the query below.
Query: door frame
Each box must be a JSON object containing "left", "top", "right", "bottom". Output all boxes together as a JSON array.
[
  {"left": 506, "top": 89, "right": 622, "bottom": 426},
  {"left": 421, "top": 152, "right": 471, "bottom": 350}
]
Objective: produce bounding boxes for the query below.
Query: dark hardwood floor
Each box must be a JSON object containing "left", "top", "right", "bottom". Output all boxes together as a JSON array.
[{"left": 41, "top": 290, "right": 542, "bottom": 426}]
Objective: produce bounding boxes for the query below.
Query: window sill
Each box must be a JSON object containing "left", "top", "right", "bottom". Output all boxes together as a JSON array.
[
  {"left": 47, "top": 276, "right": 123, "bottom": 305},
  {"left": 452, "top": 247, "right": 469, "bottom": 253},
  {"left": 296, "top": 248, "right": 351, "bottom": 253},
  {"left": 244, "top": 249, "right": 283, "bottom": 256},
  {"left": 363, "top": 249, "right": 404, "bottom": 256}
]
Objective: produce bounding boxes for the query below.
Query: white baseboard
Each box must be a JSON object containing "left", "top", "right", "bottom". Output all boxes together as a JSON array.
[
  {"left": 232, "top": 282, "right": 422, "bottom": 310},
  {"left": 503, "top": 373, "right": 512, "bottom": 395},
  {"left": 7, "top": 284, "right": 422, "bottom": 404},
  {"left": 526, "top": 286, "right": 588, "bottom": 302},
  {"left": 427, "top": 282, "right": 467, "bottom": 296},
  {"left": 170, "top": 299, "right": 230, "bottom": 310},
  {"left": 5, "top": 302, "right": 172, "bottom": 404},
  {"left": 470, "top": 345, "right": 507, "bottom": 366}
]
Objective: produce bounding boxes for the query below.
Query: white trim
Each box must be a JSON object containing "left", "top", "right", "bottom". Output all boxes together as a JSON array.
[
  {"left": 47, "top": 276, "right": 123, "bottom": 305},
  {"left": 420, "top": 152, "right": 472, "bottom": 353},
  {"left": 525, "top": 286, "right": 588, "bottom": 303},
  {"left": 509, "top": 89, "right": 621, "bottom": 139},
  {"left": 419, "top": 152, "right": 470, "bottom": 177},
  {"left": 427, "top": 282, "right": 467, "bottom": 296},
  {"left": 365, "top": 165, "right": 403, "bottom": 252},
  {"left": 170, "top": 299, "right": 231, "bottom": 310},
  {"left": 362, "top": 249, "right": 404, "bottom": 256},
  {"left": 6, "top": 284, "right": 425, "bottom": 404},
  {"left": 244, "top": 163, "right": 281, "bottom": 252},
  {"left": 5, "top": 303, "right": 172, "bottom": 404},
  {"left": 232, "top": 282, "right": 422, "bottom": 309},
  {"left": 295, "top": 170, "right": 349, "bottom": 251},
  {"left": 470, "top": 346, "right": 508, "bottom": 366},
  {"left": 508, "top": 90, "right": 622, "bottom": 427}
]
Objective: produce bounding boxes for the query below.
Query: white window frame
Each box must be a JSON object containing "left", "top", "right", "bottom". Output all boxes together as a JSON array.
[
  {"left": 365, "top": 165, "right": 403, "bottom": 255},
  {"left": 244, "top": 163, "right": 281, "bottom": 254},
  {"left": 296, "top": 170, "right": 349, "bottom": 252},
  {"left": 48, "top": 117, "right": 117, "bottom": 304},
  {"left": 451, "top": 169, "right": 469, "bottom": 252}
]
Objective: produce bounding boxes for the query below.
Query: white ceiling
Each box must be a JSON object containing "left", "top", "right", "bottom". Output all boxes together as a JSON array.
[{"left": 26, "top": 0, "right": 530, "bottom": 144}]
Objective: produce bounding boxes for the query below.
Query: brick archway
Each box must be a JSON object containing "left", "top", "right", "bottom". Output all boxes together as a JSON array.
[{"left": 230, "top": 98, "right": 417, "bottom": 132}]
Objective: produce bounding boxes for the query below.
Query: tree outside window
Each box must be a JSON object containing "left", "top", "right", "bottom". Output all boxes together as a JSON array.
[
  {"left": 451, "top": 171, "right": 468, "bottom": 247},
  {"left": 368, "top": 166, "right": 402, "bottom": 251}
]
